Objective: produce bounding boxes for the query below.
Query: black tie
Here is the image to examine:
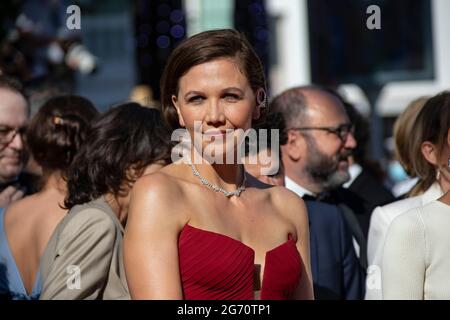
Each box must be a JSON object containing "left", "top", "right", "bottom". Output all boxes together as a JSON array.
[{"left": 302, "top": 194, "right": 317, "bottom": 202}]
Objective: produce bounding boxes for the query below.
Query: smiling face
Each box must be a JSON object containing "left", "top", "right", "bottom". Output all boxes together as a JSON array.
[
  {"left": 171, "top": 58, "right": 260, "bottom": 163},
  {"left": 301, "top": 92, "right": 357, "bottom": 190},
  {"left": 0, "top": 88, "right": 28, "bottom": 183}
]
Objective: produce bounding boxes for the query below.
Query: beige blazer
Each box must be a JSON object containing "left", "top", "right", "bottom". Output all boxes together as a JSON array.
[{"left": 39, "top": 197, "right": 130, "bottom": 300}]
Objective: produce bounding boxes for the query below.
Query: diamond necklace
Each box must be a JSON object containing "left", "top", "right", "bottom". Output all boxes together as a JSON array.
[{"left": 189, "top": 161, "right": 246, "bottom": 197}]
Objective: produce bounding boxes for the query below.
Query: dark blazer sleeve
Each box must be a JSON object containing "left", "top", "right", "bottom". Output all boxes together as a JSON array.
[
  {"left": 337, "top": 205, "right": 364, "bottom": 300},
  {"left": 306, "top": 201, "right": 363, "bottom": 300}
]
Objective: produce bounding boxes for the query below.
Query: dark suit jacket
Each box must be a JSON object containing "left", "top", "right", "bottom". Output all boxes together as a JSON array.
[
  {"left": 305, "top": 200, "right": 363, "bottom": 300},
  {"left": 336, "top": 169, "right": 395, "bottom": 239},
  {"left": 321, "top": 170, "right": 395, "bottom": 271}
]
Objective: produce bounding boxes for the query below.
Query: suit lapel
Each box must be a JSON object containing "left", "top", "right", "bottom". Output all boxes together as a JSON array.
[{"left": 308, "top": 210, "right": 319, "bottom": 284}]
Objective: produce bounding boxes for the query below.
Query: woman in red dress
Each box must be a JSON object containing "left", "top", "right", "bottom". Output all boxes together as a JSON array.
[{"left": 124, "top": 29, "right": 313, "bottom": 300}]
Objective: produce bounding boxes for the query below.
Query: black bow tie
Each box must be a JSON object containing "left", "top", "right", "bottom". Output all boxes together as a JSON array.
[
  {"left": 302, "top": 194, "right": 317, "bottom": 202},
  {"left": 302, "top": 192, "right": 335, "bottom": 202}
]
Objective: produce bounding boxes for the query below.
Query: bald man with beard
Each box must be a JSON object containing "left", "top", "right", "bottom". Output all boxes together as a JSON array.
[
  {"left": 271, "top": 86, "right": 369, "bottom": 294},
  {"left": 244, "top": 96, "right": 364, "bottom": 299}
]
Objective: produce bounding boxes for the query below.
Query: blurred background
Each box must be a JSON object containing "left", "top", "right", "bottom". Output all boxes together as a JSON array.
[{"left": 1, "top": 0, "right": 450, "bottom": 195}]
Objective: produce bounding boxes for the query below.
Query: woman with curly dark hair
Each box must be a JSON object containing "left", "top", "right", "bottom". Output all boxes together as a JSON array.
[
  {"left": 39, "top": 103, "right": 173, "bottom": 300},
  {"left": 0, "top": 95, "right": 98, "bottom": 299}
]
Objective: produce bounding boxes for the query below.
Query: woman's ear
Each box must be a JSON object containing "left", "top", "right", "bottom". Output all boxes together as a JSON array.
[
  {"left": 171, "top": 95, "right": 185, "bottom": 127},
  {"left": 421, "top": 141, "right": 438, "bottom": 166},
  {"left": 253, "top": 88, "right": 266, "bottom": 120}
]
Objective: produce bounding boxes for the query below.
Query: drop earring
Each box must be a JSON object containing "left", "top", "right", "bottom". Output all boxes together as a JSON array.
[{"left": 256, "top": 88, "right": 267, "bottom": 109}]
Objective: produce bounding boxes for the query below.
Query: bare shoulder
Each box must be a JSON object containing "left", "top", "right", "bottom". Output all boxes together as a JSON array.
[
  {"left": 133, "top": 171, "right": 179, "bottom": 209},
  {"left": 133, "top": 164, "right": 188, "bottom": 202},
  {"left": 245, "top": 173, "right": 304, "bottom": 206},
  {"left": 245, "top": 173, "right": 307, "bottom": 224},
  {"left": 4, "top": 194, "right": 66, "bottom": 247},
  {"left": 268, "top": 186, "right": 308, "bottom": 231},
  {"left": 129, "top": 165, "right": 188, "bottom": 227},
  {"left": 4, "top": 194, "right": 43, "bottom": 226},
  {"left": 135, "top": 168, "right": 177, "bottom": 191},
  {"left": 269, "top": 185, "right": 306, "bottom": 211}
]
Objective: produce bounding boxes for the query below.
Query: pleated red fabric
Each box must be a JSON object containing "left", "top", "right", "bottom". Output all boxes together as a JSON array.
[{"left": 178, "top": 224, "right": 302, "bottom": 300}]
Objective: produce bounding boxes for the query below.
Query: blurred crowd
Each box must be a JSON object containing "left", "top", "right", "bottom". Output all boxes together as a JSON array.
[{"left": 0, "top": 22, "right": 449, "bottom": 301}]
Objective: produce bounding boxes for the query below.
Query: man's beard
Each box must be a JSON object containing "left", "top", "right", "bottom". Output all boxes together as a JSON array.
[
  {"left": 0, "top": 148, "right": 26, "bottom": 182},
  {"left": 304, "top": 136, "right": 352, "bottom": 191}
]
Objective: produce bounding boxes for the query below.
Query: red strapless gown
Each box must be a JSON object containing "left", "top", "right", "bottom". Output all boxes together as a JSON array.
[{"left": 178, "top": 224, "right": 302, "bottom": 300}]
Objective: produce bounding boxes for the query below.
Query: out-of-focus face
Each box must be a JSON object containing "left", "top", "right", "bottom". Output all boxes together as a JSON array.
[
  {"left": 297, "top": 92, "right": 357, "bottom": 191},
  {"left": 172, "top": 58, "right": 259, "bottom": 164},
  {"left": 0, "top": 88, "right": 28, "bottom": 183}
]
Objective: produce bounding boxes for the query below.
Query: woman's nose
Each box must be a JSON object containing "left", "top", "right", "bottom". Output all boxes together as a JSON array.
[{"left": 205, "top": 99, "right": 225, "bottom": 124}]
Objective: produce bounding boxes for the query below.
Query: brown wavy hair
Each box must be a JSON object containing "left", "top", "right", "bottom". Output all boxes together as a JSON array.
[
  {"left": 64, "top": 103, "right": 173, "bottom": 209},
  {"left": 409, "top": 91, "right": 450, "bottom": 196},
  {"left": 26, "top": 95, "right": 98, "bottom": 177}
]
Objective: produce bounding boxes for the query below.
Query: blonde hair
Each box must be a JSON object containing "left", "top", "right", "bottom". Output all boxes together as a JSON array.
[{"left": 393, "top": 97, "right": 429, "bottom": 177}]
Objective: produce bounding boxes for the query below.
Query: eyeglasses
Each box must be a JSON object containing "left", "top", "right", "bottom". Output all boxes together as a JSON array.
[
  {"left": 0, "top": 126, "right": 27, "bottom": 144},
  {"left": 288, "top": 123, "right": 355, "bottom": 143}
]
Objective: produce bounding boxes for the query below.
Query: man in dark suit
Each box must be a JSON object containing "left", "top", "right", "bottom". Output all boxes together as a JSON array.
[
  {"left": 245, "top": 104, "right": 363, "bottom": 299},
  {"left": 245, "top": 159, "right": 363, "bottom": 299},
  {"left": 332, "top": 170, "right": 395, "bottom": 240},
  {"left": 270, "top": 85, "right": 372, "bottom": 287},
  {"left": 305, "top": 199, "right": 363, "bottom": 299},
  {"left": 316, "top": 100, "right": 395, "bottom": 272}
]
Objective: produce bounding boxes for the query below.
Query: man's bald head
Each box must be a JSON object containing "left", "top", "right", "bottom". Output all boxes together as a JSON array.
[
  {"left": 270, "top": 85, "right": 346, "bottom": 132},
  {"left": 271, "top": 85, "right": 356, "bottom": 193}
]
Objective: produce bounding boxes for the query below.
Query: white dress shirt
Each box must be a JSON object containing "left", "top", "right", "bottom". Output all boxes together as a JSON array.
[
  {"left": 285, "top": 175, "right": 362, "bottom": 258},
  {"left": 284, "top": 176, "right": 316, "bottom": 198},
  {"left": 342, "top": 163, "right": 363, "bottom": 189}
]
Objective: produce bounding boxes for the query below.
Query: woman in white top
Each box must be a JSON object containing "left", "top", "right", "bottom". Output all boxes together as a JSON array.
[
  {"left": 382, "top": 91, "right": 450, "bottom": 299},
  {"left": 365, "top": 96, "right": 447, "bottom": 299}
]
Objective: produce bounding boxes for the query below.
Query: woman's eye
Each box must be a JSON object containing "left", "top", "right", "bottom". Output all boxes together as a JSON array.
[
  {"left": 223, "top": 94, "right": 240, "bottom": 102},
  {"left": 188, "top": 96, "right": 204, "bottom": 104}
]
